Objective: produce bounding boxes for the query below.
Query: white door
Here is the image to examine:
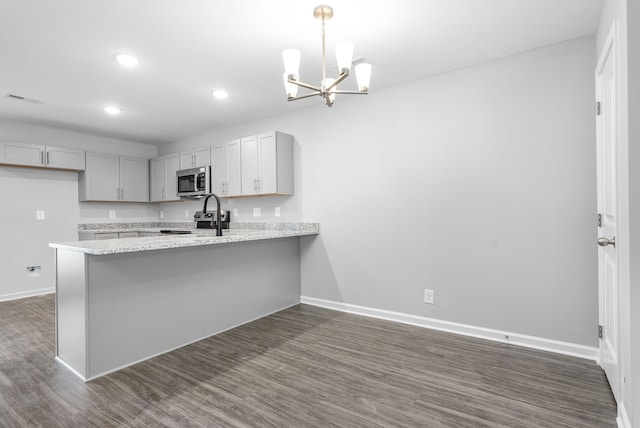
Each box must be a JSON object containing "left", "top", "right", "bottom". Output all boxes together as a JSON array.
[{"left": 596, "top": 27, "right": 619, "bottom": 402}]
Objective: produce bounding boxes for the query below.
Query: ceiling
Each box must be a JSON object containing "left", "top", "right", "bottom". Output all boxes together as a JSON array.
[{"left": 0, "top": 0, "right": 604, "bottom": 146}]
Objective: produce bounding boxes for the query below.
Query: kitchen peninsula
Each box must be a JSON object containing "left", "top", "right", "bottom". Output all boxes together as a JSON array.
[{"left": 50, "top": 223, "right": 319, "bottom": 381}]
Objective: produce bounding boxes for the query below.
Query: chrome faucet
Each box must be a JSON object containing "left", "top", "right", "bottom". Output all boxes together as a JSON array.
[{"left": 202, "top": 193, "right": 223, "bottom": 236}]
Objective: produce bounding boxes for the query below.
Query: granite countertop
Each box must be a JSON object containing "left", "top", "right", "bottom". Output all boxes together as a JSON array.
[{"left": 51, "top": 223, "right": 319, "bottom": 255}]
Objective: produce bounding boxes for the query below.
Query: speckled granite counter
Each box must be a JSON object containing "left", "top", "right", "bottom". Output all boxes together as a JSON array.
[{"left": 52, "top": 223, "right": 319, "bottom": 255}]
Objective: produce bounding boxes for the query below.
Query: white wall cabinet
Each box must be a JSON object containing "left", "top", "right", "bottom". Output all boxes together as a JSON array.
[
  {"left": 0, "top": 141, "right": 85, "bottom": 171},
  {"left": 150, "top": 153, "right": 180, "bottom": 202},
  {"left": 79, "top": 152, "right": 149, "bottom": 202},
  {"left": 211, "top": 139, "right": 241, "bottom": 197},
  {"left": 240, "top": 131, "right": 293, "bottom": 196},
  {"left": 179, "top": 147, "right": 210, "bottom": 169}
]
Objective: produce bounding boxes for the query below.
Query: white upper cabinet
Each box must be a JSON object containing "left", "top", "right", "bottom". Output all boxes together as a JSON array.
[
  {"left": 120, "top": 156, "right": 149, "bottom": 202},
  {"left": 240, "top": 131, "right": 293, "bottom": 197},
  {"left": 211, "top": 139, "right": 241, "bottom": 197},
  {"left": 79, "top": 152, "right": 149, "bottom": 202},
  {"left": 0, "top": 141, "right": 85, "bottom": 171},
  {"left": 179, "top": 146, "right": 210, "bottom": 169},
  {"left": 46, "top": 146, "right": 86, "bottom": 170},
  {"left": 150, "top": 153, "right": 180, "bottom": 202}
]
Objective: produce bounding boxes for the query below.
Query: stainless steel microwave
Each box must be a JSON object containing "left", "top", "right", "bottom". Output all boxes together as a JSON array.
[{"left": 177, "top": 166, "right": 211, "bottom": 198}]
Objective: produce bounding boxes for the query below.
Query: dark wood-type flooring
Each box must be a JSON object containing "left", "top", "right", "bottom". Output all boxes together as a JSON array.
[{"left": 0, "top": 294, "right": 616, "bottom": 427}]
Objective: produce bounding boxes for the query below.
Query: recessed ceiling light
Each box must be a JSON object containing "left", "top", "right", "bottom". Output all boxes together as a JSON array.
[
  {"left": 103, "top": 105, "right": 121, "bottom": 115},
  {"left": 211, "top": 89, "right": 229, "bottom": 99},
  {"left": 114, "top": 53, "right": 139, "bottom": 67}
]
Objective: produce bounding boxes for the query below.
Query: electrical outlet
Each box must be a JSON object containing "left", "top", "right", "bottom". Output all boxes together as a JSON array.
[
  {"left": 185, "top": 210, "right": 190, "bottom": 218},
  {"left": 109, "top": 210, "right": 116, "bottom": 219},
  {"left": 275, "top": 207, "right": 281, "bottom": 217},
  {"left": 36, "top": 210, "right": 45, "bottom": 220},
  {"left": 424, "top": 289, "right": 434, "bottom": 304},
  {"left": 253, "top": 208, "right": 261, "bottom": 217},
  {"left": 233, "top": 208, "right": 238, "bottom": 217},
  {"left": 160, "top": 210, "right": 165, "bottom": 219}
]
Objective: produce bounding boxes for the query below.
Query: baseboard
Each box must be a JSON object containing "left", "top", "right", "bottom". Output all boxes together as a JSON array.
[
  {"left": 617, "top": 402, "right": 631, "bottom": 428},
  {"left": 0, "top": 287, "right": 55, "bottom": 302},
  {"left": 300, "top": 296, "right": 599, "bottom": 362}
]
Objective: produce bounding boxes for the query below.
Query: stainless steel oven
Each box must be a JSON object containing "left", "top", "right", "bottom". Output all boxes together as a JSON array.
[{"left": 176, "top": 166, "right": 211, "bottom": 198}]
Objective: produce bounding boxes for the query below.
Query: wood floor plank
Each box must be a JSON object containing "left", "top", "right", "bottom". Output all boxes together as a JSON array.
[{"left": 0, "top": 294, "right": 616, "bottom": 427}]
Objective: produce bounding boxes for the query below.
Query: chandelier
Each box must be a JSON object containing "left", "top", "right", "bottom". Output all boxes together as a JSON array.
[{"left": 282, "top": 5, "right": 372, "bottom": 107}]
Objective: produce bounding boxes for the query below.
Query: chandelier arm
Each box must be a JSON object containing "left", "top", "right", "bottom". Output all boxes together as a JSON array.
[
  {"left": 331, "top": 90, "right": 369, "bottom": 95},
  {"left": 288, "top": 79, "right": 322, "bottom": 92},
  {"left": 288, "top": 92, "right": 323, "bottom": 102},
  {"left": 325, "top": 72, "right": 350, "bottom": 91}
]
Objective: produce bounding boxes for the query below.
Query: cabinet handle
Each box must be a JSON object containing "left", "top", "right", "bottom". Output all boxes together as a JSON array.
[
  {"left": 192, "top": 154, "right": 195, "bottom": 166},
  {"left": 257, "top": 178, "right": 261, "bottom": 191},
  {"left": 40, "top": 151, "right": 44, "bottom": 165},
  {"left": 46, "top": 151, "right": 49, "bottom": 165},
  {"left": 162, "top": 188, "right": 165, "bottom": 200}
]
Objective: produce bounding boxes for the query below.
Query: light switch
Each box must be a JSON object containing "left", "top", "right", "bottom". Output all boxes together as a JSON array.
[
  {"left": 36, "top": 210, "right": 45, "bottom": 220},
  {"left": 275, "top": 207, "right": 281, "bottom": 217},
  {"left": 233, "top": 208, "right": 238, "bottom": 217},
  {"left": 109, "top": 210, "right": 116, "bottom": 219},
  {"left": 253, "top": 208, "right": 261, "bottom": 217}
]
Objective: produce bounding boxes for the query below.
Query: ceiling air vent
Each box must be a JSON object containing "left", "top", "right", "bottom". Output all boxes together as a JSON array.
[{"left": 4, "top": 93, "right": 44, "bottom": 104}]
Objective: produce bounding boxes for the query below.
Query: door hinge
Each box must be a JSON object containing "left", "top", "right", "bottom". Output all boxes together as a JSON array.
[
  {"left": 598, "top": 325, "right": 603, "bottom": 339},
  {"left": 596, "top": 101, "right": 601, "bottom": 116},
  {"left": 598, "top": 213, "right": 602, "bottom": 227}
]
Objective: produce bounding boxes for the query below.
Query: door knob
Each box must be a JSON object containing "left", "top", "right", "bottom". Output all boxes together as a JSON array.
[{"left": 597, "top": 237, "right": 616, "bottom": 247}]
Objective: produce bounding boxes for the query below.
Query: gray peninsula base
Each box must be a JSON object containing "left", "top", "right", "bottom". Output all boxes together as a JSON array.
[{"left": 54, "top": 237, "right": 301, "bottom": 380}]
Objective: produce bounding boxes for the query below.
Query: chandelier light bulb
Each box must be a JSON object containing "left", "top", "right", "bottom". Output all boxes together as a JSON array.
[
  {"left": 282, "top": 49, "right": 301, "bottom": 78},
  {"left": 355, "top": 62, "right": 372, "bottom": 92},
  {"left": 335, "top": 41, "right": 354, "bottom": 74}
]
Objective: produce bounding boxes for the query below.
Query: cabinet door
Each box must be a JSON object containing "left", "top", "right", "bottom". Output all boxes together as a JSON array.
[
  {"left": 150, "top": 157, "right": 165, "bottom": 202},
  {"left": 0, "top": 142, "right": 44, "bottom": 167},
  {"left": 120, "top": 156, "right": 149, "bottom": 202},
  {"left": 179, "top": 151, "right": 194, "bottom": 169},
  {"left": 258, "top": 132, "right": 277, "bottom": 194},
  {"left": 226, "top": 139, "right": 242, "bottom": 197},
  {"left": 179, "top": 147, "right": 210, "bottom": 169},
  {"left": 211, "top": 143, "right": 226, "bottom": 195},
  {"left": 240, "top": 135, "right": 259, "bottom": 196},
  {"left": 81, "top": 152, "right": 120, "bottom": 201},
  {"left": 163, "top": 153, "right": 180, "bottom": 201},
  {"left": 46, "top": 146, "right": 85, "bottom": 170},
  {"left": 194, "top": 147, "right": 210, "bottom": 167}
]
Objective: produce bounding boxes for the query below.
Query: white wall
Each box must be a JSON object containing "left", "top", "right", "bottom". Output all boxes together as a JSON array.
[
  {"left": 0, "top": 122, "right": 158, "bottom": 300},
  {"left": 163, "top": 37, "right": 597, "bottom": 347}
]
